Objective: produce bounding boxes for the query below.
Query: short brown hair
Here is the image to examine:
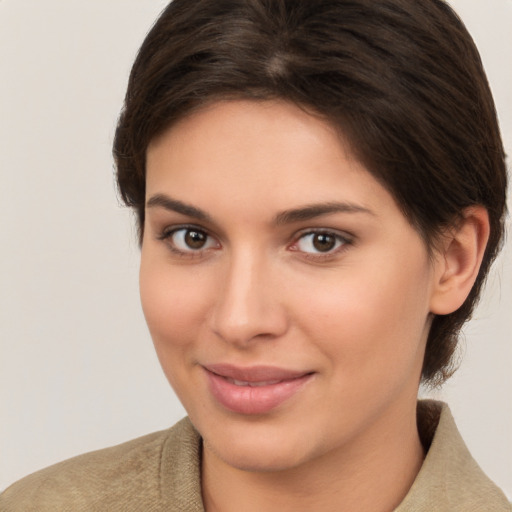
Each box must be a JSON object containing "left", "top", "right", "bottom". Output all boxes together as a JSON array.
[{"left": 113, "top": 0, "right": 507, "bottom": 385}]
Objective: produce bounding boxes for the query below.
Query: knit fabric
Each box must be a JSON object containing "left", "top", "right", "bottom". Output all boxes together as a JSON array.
[{"left": 1, "top": 401, "right": 510, "bottom": 511}]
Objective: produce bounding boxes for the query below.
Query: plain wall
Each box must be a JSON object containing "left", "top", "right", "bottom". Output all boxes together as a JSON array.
[{"left": 1, "top": 0, "right": 511, "bottom": 496}]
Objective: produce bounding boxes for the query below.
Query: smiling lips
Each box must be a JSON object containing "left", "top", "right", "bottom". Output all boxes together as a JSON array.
[{"left": 204, "top": 364, "right": 314, "bottom": 415}]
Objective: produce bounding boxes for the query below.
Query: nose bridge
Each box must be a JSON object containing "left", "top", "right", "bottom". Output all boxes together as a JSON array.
[{"left": 211, "top": 246, "right": 287, "bottom": 345}]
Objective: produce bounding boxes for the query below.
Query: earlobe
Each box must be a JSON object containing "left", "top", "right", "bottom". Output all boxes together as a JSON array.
[{"left": 429, "top": 206, "right": 490, "bottom": 315}]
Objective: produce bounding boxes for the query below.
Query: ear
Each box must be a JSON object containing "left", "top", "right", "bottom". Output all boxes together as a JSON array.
[{"left": 429, "top": 206, "right": 490, "bottom": 315}]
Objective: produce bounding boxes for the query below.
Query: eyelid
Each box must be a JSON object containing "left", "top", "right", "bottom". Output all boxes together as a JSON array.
[
  {"left": 155, "top": 223, "right": 353, "bottom": 260},
  {"left": 157, "top": 224, "right": 221, "bottom": 256},
  {"left": 288, "top": 228, "right": 354, "bottom": 258},
  {"left": 291, "top": 227, "right": 353, "bottom": 243}
]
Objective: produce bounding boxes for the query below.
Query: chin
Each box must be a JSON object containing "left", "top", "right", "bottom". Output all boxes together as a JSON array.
[
  {"left": 200, "top": 418, "right": 322, "bottom": 473},
  {"left": 206, "top": 437, "right": 312, "bottom": 473}
]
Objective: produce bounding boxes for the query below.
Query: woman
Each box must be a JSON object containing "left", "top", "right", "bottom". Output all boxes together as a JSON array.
[{"left": 1, "top": 0, "right": 510, "bottom": 510}]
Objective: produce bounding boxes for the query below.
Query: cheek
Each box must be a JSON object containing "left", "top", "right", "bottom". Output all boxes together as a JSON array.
[
  {"left": 139, "top": 259, "right": 210, "bottom": 349},
  {"left": 293, "top": 259, "right": 432, "bottom": 379},
  {"left": 138, "top": 258, "right": 217, "bottom": 401}
]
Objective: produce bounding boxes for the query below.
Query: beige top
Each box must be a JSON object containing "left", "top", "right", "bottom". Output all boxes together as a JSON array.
[{"left": 1, "top": 401, "right": 510, "bottom": 511}]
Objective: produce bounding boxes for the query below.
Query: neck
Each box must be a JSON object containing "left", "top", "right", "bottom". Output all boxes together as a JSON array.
[{"left": 202, "top": 400, "right": 425, "bottom": 512}]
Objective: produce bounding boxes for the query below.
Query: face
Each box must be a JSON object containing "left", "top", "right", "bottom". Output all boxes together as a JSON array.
[{"left": 141, "top": 100, "right": 438, "bottom": 473}]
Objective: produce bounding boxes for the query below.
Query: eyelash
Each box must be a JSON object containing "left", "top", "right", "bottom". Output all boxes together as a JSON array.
[
  {"left": 156, "top": 225, "right": 353, "bottom": 261},
  {"left": 289, "top": 229, "right": 353, "bottom": 261},
  {"left": 157, "top": 225, "right": 220, "bottom": 259}
]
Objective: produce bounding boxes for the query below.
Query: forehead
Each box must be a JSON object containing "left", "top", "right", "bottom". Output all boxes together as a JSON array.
[
  {"left": 145, "top": 100, "right": 400, "bottom": 224},
  {"left": 147, "top": 99, "right": 347, "bottom": 170}
]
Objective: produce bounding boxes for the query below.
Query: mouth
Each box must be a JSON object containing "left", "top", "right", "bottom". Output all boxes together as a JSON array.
[
  {"left": 203, "top": 364, "right": 314, "bottom": 415},
  {"left": 225, "top": 378, "right": 283, "bottom": 387}
]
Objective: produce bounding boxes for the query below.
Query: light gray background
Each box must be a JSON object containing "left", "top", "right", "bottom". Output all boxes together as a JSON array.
[{"left": 1, "top": 0, "right": 511, "bottom": 496}]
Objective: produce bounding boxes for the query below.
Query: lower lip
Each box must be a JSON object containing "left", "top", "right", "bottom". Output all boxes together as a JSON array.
[{"left": 205, "top": 370, "right": 313, "bottom": 415}]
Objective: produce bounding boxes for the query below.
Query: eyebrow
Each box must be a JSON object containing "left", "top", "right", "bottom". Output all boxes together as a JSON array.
[
  {"left": 146, "top": 194, "right": 374, "bottom": 225},
  {"left": 273, "top": 202, "right": 374, "bottom": 225},
  {"left": 146, "top": 194, "right": 212, "bottom": 222}
]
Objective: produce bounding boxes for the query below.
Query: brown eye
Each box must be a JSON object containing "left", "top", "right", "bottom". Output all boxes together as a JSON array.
[
  {"left": 295, "top": 231, "right": 348, "bottom": 255},
  {"left": 184, "top": 229, "right": 207, "bottom": 249},
  {"left": 168, "top": 227, "right": 218, "bottom": 253},
  {"left": 312, "top": 233, "right": 336, "bottom": 252}
]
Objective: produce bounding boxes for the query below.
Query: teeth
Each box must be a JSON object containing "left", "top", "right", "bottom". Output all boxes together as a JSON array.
[
  {"left": 230, "top": 379, "right": 281, "bottom": 387},
  {"left": 232, "top": 379, "right": 249, "bottom": 386}
]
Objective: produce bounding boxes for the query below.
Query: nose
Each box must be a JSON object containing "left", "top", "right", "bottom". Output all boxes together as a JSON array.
[{"left": 210, "top": 250, "right": 289, "bottom": 346}]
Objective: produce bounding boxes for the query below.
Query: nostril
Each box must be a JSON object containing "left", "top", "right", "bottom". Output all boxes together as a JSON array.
[
  {"left": 211, "top": 302, "right": 288, "bottom": 346},
  {"left": 209, "top": 258, "right": 289, "bottom": 344}
]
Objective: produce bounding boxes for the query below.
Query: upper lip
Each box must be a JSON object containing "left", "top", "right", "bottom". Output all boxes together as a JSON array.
[{"left": 204, "top": 363, "right": 311, "bottom": 383}]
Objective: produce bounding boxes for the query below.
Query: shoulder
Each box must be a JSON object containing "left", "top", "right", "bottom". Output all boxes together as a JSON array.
[
  {"left": 0, "top": 418, "right": 200, "bottom": 512},
  {"left": 396, "top": 401, "right": 511, "bottom": 512}
]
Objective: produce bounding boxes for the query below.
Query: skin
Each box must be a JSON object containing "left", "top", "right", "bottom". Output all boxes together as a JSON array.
[{"left": 140, "top": 100, "right": 488, "bottom": 512}]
